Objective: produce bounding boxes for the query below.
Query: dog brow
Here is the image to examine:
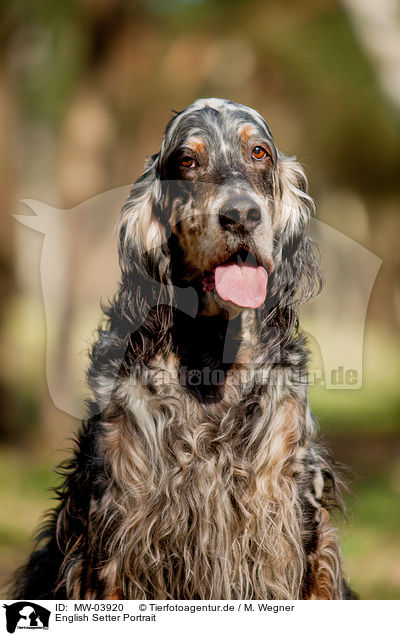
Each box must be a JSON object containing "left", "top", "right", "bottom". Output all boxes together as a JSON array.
[{"left": 185, "top": 137, "right": 206, "bottom": 154}]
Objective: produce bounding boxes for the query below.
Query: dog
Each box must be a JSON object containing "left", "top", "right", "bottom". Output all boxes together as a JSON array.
[{"left": 14, "top": 98, "right": 354, "bottom": 600}]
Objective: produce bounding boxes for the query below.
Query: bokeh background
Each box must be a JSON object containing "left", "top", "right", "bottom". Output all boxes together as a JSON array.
[{"left": 0, "top": 0, "right": 399, "bottom": 599}]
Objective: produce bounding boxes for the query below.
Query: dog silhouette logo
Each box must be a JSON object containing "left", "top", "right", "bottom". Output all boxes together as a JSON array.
[
  {"left": 15, "top": 191, "right": 381, "bottom": 413},
  {"left": 3, "top": 602, "right": 50, "bottom": 633}
]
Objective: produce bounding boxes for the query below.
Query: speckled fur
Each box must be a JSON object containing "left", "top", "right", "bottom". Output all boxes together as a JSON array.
[{"left": 13, "top": 99, "right": 354, "bottom": 600}]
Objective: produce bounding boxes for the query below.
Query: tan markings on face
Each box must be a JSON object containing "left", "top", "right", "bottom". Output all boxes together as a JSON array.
[
  {"left": 172, "top": 210, "right": 208, "bottom": 255},
  {"left": 179, "top": 215, "right": 228, "bottom": 273},
  {"left": 169, "top": 185, "right": 230, "bottom": 275},
  {"left": 238, "top": 123, "right": 273, "bottom": 197},
  {"left": 238, "top": 123, "right": 259, "bottom": 145},
  {"left": 186, "top": 136, "right": 206, "bottom": 155}
]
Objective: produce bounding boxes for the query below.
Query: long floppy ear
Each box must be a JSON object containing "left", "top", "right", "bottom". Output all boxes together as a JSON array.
[
  {"left": 274, "top": 153, "right": 314, "bottom": 234},
  {"left": 260, "top": 154, "right": 322, "bottom": 349},
  {"left": 88, "top": 156, "right": 175, "bottom": 411},
  {"left": 103, "top": 154, "right": 176, "bottom": 349},
  {"left": 117, "top": 153, "right": 170, "bottom": 281},
  {"left": 274, "top": 153, "right": 322, "bottom": 304}
]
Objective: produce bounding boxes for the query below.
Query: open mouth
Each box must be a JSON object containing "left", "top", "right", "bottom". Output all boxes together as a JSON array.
[{"left": 202, "top": 249, "right": 268, "bottom": 309}]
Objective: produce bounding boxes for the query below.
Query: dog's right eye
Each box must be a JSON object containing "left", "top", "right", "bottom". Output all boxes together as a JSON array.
[{"left": 180, "top": 156, "right": 198, "bottom": 169}]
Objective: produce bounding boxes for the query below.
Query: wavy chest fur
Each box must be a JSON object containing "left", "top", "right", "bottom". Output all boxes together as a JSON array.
[
  {"left": 14, "top": 100, "right": 351, "bottom": 601},
  {"left": 86, "top": 352, "right": 320, "bottom": 600},
  {"left": 48, "top": 305, "right": 347, "bottom": 601}
]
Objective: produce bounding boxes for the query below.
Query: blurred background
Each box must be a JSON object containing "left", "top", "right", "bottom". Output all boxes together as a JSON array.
[{"left": 0, "top": 0, "right": 399, "bottom": 599}]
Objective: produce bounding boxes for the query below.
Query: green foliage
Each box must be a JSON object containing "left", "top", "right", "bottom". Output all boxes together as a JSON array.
[
  {"left": 341, "top": 476, "right": 400, "bottom": 599},
  {"left": 0, "top": 0, "right": 398, "bottom": 601}
]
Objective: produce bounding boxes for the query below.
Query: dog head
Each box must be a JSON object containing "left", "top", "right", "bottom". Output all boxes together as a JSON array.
[{"left": 118, "top": 98, "right": 321, "bottom": 328}]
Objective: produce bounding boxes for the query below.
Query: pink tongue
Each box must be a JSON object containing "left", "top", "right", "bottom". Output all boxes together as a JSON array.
[{"left": 214, "top": 262, "right": 268, "bottom": 308}]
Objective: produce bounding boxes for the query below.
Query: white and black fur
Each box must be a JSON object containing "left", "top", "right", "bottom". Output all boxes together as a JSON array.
[{"left": 14, "top": 99, "right": 355, "bottom": 600}]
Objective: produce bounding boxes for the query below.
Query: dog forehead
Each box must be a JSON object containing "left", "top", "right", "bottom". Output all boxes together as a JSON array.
[
  {"left": 186, "top": 98, "right": 266, "bottom": 126},
  {"left": 163, "top": 98, "right": 274, "bottom": 151}
]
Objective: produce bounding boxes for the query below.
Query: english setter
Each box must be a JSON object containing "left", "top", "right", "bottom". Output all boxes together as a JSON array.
[{"left": 14, "top": 98, "right": 354, "bottom": 599}]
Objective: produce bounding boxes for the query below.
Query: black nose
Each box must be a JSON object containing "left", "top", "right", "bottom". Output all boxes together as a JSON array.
[{"left": 219, "top": 198, "right": 262, "bottom": 232}]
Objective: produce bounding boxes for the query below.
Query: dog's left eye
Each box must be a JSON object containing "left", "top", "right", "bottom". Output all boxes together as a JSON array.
[
  {"left": 180, "top": 156, "right": 198, "bottom": 169},
  {"left": 251, "top": 146, "right": 268, "bottom": 160}
]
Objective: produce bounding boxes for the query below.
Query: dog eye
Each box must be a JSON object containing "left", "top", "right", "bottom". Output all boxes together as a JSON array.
[
  {"left": 180, "top": 156, "right": 198, "bottom": 169},
  {"left": 251, "top": 146, "right": 268, "bottom": 160}
]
